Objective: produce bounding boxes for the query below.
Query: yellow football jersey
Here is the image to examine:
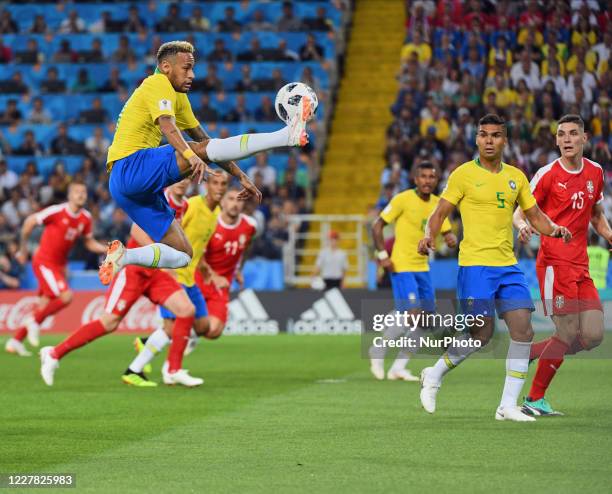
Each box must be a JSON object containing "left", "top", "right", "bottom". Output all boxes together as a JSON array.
[
  {"left": 381, "top": 189, "right": 452, "bottom": 272},
  {"left": 107, "top": 74, "right": 199, "bottom": 168},
  {"left": 441, "top": 159, "right": 536, "bottom": 267},
  {"left": 175, "top": 195, "right": 220, "bottom": 286}
]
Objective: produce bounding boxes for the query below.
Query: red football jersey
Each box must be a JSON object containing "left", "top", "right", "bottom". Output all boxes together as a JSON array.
[
  {"left": 32, "top": 203, "right": 93, "bottom": 266},
  {"left": 531, "top": 157, "right": 605, "bottom": 267},
  {"left": 126, "top": 190, "right": 189, "bottom": 249},
  {"left": 204, "top": 214, "right": 257, "bottom": 282}
]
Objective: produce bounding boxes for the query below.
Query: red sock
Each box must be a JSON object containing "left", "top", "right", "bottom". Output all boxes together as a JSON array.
[
  {"left": 52, "top": 320, "right": 106, "bottom": 360},
  {"left": 13, "top": 327, "right": 27, "bottom": 342},
  {"left": 34, "top": 297, "right": 69, "bottom": 325},
  {"left": 529, "top": 338, "right": 551, "bottom": 360},
  {"left": 167, "top": 316, "right": 194, "bottom": 373},
  {"left": 528, "top": 337, "right": 569, "bottom": 401}
]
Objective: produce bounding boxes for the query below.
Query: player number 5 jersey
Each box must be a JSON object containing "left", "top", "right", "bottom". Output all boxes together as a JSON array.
[{"left": 441, "top": 159, "right": 536, "bottom": 267}]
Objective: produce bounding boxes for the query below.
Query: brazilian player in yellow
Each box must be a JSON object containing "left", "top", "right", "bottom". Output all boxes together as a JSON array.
[
  {"left": 99, "top": 40, "right": 313, "bottom": 285},
  {"left": 125, "top": 172, "right": 229, "bottom": 387},
  {"left": 417, "top": 114, "right": 572, "bottom": 422},
  {"left": 369, "top": 162, "right": 457, "bottom": 382}
]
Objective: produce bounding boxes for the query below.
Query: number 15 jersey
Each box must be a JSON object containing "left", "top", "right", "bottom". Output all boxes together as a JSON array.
[{"left": 531, "top": 157, "right": 605, "bottom": 268}]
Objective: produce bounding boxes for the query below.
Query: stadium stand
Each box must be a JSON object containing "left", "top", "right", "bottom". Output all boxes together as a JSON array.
[
  {"left": 376, "top": 0, "right": 611, "bottom": 265},
  {"left": 0, "top": 0, "right": 351, "bottom": 289}
]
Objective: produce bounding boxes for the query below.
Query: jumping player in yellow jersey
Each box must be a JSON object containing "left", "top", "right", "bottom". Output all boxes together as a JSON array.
[
  {"left": 123, "top": 172, "right": 228, "bottom": 387},
  {"left": 368, "top": 162, "right": 457, "bottom": 382},
  {"left": 417, "top": 114, "right": 572, "bottom": 422},
  {"left": 99, "top": 41, "right": 312, "bottom": 285}
]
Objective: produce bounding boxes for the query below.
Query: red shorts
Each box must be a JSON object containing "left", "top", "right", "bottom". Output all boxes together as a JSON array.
[
  {"left": 536, "top": 264, "right": 602, "bottom": 316},
  {"left": 104, "top": 266, "right": 181, "bottom": 316},
  {"left": 198, "top": 280, "right": 230, "bottom": 324},
  {"left": 32, "top": 260, "right": 68, "bottom": 298}
]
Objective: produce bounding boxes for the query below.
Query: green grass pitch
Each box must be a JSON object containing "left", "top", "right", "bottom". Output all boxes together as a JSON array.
[{"left": 1, "top": 334, "right": 611, "bottom": 493}]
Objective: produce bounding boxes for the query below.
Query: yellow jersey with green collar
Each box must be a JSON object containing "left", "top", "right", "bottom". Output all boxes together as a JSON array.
[
  {"left": 107, "top": 73, "right": 199, "bottom": 169},
  {"left": 380, "top": 189, "right": 452, "bottom": 272},
  {"left": 175, "top": 195, "right": 220, "bottom": 286},
  {"left": 441, "top": 159, "right": 536, "bottom": 266}
]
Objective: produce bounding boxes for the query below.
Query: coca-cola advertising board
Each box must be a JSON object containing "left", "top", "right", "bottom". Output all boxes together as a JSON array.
[{"left": 0, "top": 291, "right": 160, "bottom": 333}]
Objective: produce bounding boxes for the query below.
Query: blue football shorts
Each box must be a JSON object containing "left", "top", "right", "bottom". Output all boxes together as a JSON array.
[
  {"left": 109, "top": 145, "right": 183, "bottom": 242},
  {"left": 390, "top": 271, "right": 436, "bottom": 312},
  {"left": 457, "top": 265, "right": 535, "bottom": 318},
  {"left": 159, "top": 283, "right": 208, "bottom": 320}
]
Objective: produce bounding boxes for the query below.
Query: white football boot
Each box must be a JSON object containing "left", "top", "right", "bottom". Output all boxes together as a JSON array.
[
  {"left": 5, "top": 338, "right": 32, "bottom": 357},
  {"left": 387, "top": 368, "right": 420, "bottom": 382},
  {"left": 419, "top": 367, "right": 441, "bottom": 413},
  {"left": 162, "top": 361, "right": 203, "bottom": 387},
  {"left": 495, "top": 406, "right": 536, "bottom": 422},
  {"left": 25, "top": 316, "right": 41, "bottom": 347},
  {"left": 40, "top": 346, "right": 59, "bottom": 386},
  {"left": 287, "top": 95, "right": 311, "bottom": 147},
  {"left": 369, "top": 358, "right": 385, "bottom": 380}
]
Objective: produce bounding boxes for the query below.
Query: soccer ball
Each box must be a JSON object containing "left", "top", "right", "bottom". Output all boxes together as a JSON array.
[{"left": 275, "top": 82, "right": 318, "bottom": 124}]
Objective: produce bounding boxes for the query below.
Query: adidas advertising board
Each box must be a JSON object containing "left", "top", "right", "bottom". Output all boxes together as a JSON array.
[
  {"left": 287, "top": 288, "right": 362, "bottom": 334},
  {"left": 224, "top": 289, "right": 280, "bottom": 335}
]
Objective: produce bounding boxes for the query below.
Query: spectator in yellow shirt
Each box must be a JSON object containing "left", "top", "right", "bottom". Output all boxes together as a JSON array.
[
  {"left": 483, "top": 75, "right": 517, "bottom": 109},
  {"left": 419, "top": 105, "right": 450, "bottom": 141},
  {"left": 566, "top": 42, "right": 597, "bottom": 73},
  {"left": 591, "top": 104, "right": 611, "bottom": 141},
  {"left": 540, "top": 44, "right": 566, "bottom": 76},
  {"left": 571, "top": 17, "right": 597, "bottom": 46},
  {"left": 400, "top": 29, "right": 432, "bottom": 66}
]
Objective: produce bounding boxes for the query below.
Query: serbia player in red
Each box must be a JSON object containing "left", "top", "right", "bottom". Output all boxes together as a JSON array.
[
  {"left": 514, "top": 114, "right": 612, "bottom": 416},
  {"left": 39, "top": 179, "right": 195, "bottom": 387},
  {"left": 5, "top": 182, "right": 107, "bottom": 357},
  {"left": 196, "top": 187, "right": 257, "bottom": 339}
]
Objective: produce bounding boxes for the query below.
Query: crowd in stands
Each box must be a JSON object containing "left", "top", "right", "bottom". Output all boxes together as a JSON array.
[
  {"left": 0, "top": 1, "right": 350, "bottom": 286},
  {"left": 379, "top": 0, "right": 611, "bottom": 258}
]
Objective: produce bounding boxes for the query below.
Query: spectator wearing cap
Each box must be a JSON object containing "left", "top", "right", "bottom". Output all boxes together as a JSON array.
[{"left": 314, "top": 231, "right": 348, "bottom": 290}]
